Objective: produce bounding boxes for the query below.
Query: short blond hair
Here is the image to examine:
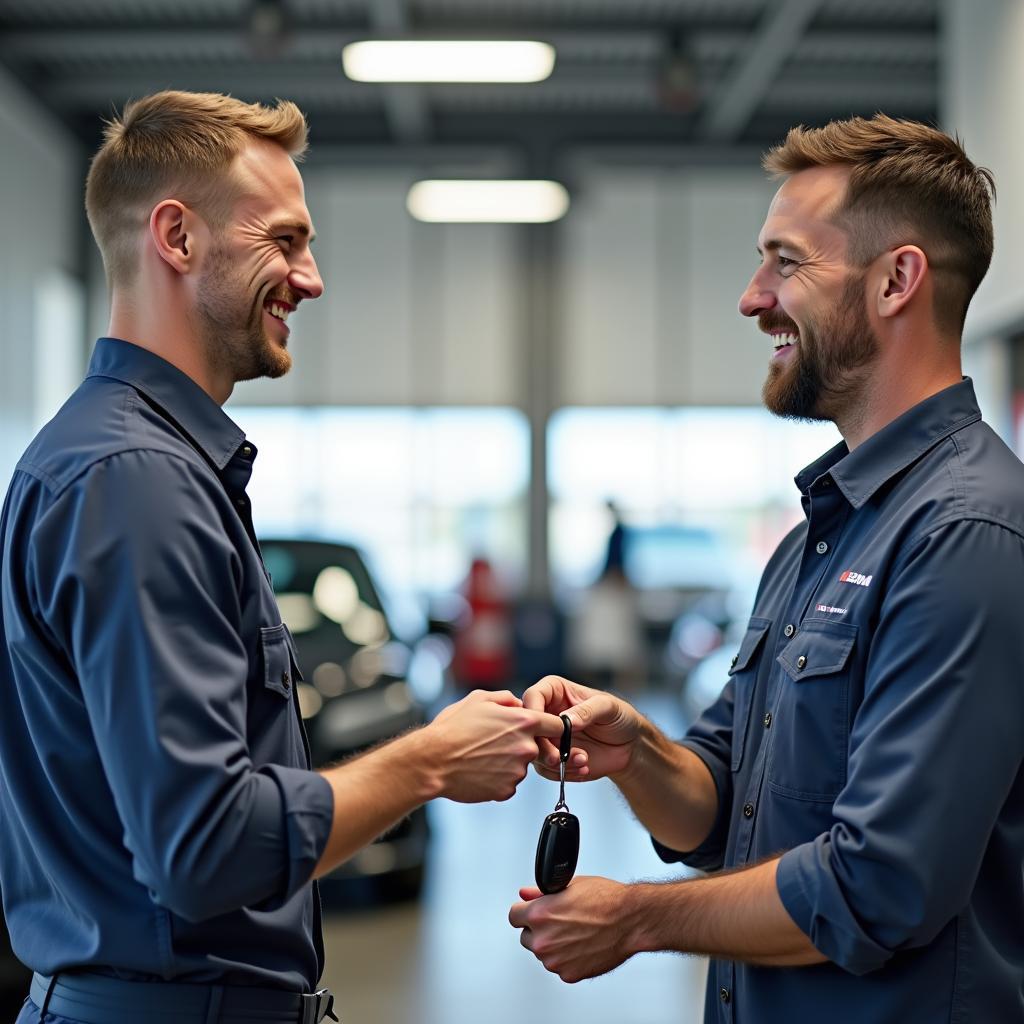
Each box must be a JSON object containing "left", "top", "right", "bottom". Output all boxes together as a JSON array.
[
  {"left": 85, "top": 90, "right": 308, "bottom": 286},
  {"left": 763, "top": 114, "right": 995, "bottom": 335}
]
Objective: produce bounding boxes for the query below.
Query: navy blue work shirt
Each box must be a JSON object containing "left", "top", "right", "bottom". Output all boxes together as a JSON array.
[
  {"left": 0, "top": 338, "right": 334, "bottom": 989},
  {"left": 657, "top": 379, "right": 1024, "bottom": 1023}
]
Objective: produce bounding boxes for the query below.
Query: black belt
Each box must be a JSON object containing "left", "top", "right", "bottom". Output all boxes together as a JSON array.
[{"left": 31, "top": 972, "right": 339, "bottom": 1024}]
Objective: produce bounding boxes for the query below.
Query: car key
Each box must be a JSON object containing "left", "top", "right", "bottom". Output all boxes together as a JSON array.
[{"left": 534, "top": 713, "right": 580, "bottom": 894}]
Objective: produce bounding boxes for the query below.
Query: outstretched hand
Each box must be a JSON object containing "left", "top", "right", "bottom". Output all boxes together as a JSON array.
[{"left": 522, "top": 675, "right": 644, "bottom": 783}]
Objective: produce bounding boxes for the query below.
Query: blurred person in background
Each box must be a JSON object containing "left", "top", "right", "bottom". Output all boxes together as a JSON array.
[
  {"left": 0, "top": 90, "right": 566, "bottom": 1024},
  {"left": 510, "top": 114, "right": 1024, "bottom": 1023},
  {"left": 566, "top": 501, "right": 644, "bottom": 690}
]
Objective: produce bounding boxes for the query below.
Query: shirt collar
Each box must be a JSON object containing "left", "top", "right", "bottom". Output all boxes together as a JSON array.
[
  {"left": 85, "top": 337, "right": 247, "bottom": 471},
  {"left": 794, "top": 377, "right": 982, "bottom": 509}
]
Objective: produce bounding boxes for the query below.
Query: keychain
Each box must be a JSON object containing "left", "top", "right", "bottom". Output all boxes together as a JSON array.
[{"left": 534, "top": 713, "right": 580, "bottom": 894}]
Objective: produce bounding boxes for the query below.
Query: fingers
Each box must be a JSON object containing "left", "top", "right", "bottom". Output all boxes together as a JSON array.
[{"left": 518, "top": 886, "right": 544, "bottom": 901}]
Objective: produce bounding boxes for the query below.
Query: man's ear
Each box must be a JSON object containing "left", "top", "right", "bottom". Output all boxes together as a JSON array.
[
  {"left": 149, "top": 200, "right": 205, "bottom": 275},
  {"left": 875, "top": 245, "right": 928, "bottom": 320}
]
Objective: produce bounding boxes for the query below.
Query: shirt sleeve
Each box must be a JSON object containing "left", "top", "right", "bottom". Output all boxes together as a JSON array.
[
  {"left": 776, "top": 518, "right": 1024, "bottom": 974},
  {"left": 27, "top": 450, "right": 334, "bottom": 923},
  {"left": 650, "top": 681, "right": 736, "bottom": 872}
]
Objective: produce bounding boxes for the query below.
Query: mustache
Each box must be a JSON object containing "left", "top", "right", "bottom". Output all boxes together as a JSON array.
[{"left": 758, "top": 312, "right": 799, "bottom": 335}]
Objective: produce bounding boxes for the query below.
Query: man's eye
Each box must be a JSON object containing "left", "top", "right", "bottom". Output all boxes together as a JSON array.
[{"left": 276, "top": 235, "right": 294, "bottom": 248}]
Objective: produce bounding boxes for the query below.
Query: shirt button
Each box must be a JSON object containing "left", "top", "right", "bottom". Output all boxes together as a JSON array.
[
  {"left": 281, "top": 670, "right": 291, "bottom": 686},
  {"left": 743, "top": 802, "right": 754, "bottom": 818},
  {"left": 816, "top": 540, "right": 829, "bottom": 555},
  {"left": 235, "top": 497, "right": 247, "bottom": 508},
  {"left": 720, "top": 987, "right": 731, "bottom": 1004},
  {"left": 242, "top": 445, "right": 253, "bottom": 458},
  {"left": 763, "top": 712, "right": 772, "bottom": 728},
  {"left": 796, "top": 655, "right": 807, "bottom": 670},
  {"left": 783, "top": 623, "right": 795, "bottom": 637},
  {"left": 730, "top": 655, "right": 738, "bottom": 669}
]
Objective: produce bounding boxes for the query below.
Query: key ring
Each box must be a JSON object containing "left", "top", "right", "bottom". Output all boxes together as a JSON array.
[{"left": 555, "top": 713, "right": 571, "bottom": 811}]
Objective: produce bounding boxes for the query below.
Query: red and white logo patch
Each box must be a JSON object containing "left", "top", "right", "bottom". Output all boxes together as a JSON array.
[{"left": 839, "top": 569, "right": 873, "bottom": 587}]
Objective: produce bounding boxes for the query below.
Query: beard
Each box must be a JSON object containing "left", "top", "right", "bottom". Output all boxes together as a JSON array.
[
  {"left": 761, "top": 271, "right": 878, "bottom": 424},
  {"left": 195, "top": 244, "right": 292, "bottom": 384}
]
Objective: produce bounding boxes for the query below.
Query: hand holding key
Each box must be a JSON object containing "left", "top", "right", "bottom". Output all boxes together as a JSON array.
[
  {"left": 424, "top": 689, "right": 566, "bottom": 803},
  {"left": 523, "top": 675, "right": 644, "bottom": 783}
]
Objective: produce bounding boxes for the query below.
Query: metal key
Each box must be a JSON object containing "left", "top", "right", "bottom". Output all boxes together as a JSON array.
[{"left": 534, "top": 713, "right": 580, "bottom": 894}]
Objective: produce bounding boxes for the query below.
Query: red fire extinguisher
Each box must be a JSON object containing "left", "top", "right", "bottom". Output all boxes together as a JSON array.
[{"left": 453, "top": 558, "right": 513, "bottom": 689}]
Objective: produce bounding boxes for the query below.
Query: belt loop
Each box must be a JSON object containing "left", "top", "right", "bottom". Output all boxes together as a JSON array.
[
  {"left": 204, "top": 984, "right": 224, "bottom": 1024},
  {"left": 38, "top": 973, "right": 59, "bottom": 1023}
]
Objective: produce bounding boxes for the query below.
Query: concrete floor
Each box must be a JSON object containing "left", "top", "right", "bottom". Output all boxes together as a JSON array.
[{"left": 319, "top": 693, "right": 709, "bottom": 1024}]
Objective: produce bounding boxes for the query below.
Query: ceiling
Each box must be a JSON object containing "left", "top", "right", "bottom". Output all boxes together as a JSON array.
[{"left": 0, "top": 0, "right": 940, "bottom": 172}]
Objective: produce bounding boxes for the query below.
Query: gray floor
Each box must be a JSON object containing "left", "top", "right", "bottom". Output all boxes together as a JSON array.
[{"left": 320, "top": 693, "right": 709, "bottom": 1024}]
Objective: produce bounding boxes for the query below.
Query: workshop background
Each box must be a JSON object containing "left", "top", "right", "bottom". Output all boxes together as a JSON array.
[{"left": 2, "top": 1, "right": 1023, "bottom": 1021}]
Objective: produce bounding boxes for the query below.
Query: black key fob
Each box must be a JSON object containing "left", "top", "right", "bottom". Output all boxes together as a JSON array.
[
  {"left": 534, "top": 713, "right": 580, "bottom": 894},
  {"left": 534, "top": 810, "right": 580, "bottom": 894}
]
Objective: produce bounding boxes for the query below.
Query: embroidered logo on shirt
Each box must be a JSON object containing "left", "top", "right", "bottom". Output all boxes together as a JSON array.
[
  {"left": 816, "top": 603, "right": 849, "bottom": 615},
  {"left": 839, "top": 570, "right": 873, "bottom": 587}
]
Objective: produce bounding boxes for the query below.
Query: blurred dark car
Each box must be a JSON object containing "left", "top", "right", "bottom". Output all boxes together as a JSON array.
[{"left": 260, "top": 538, "right": 448, "bottom": 904}]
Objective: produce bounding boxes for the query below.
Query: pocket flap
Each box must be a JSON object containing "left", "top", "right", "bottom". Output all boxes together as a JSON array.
[
  {"left": 729, "top": 616, "right": 772, "bottom": 675},
  {"left": 778, "top": 618, "right": 857, "bottom": 681},
  {"left": 260, "top": 623, "right": 303, "bottom": 698}
]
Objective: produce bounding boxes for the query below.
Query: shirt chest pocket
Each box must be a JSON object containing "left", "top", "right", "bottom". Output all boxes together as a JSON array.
[
  {"left": 728, "top": 616, "right": 772, "bottom": 772},
  {"left": 768, "top": 618, "right": 857, "bottom": 802},
  {"left": 260, "top": 623, "right": 302, "bottom": 698}
]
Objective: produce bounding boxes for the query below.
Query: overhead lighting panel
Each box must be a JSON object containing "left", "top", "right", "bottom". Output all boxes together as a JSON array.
[
  {"left": 343, "top": 40, "right": 555, "bottom": 83},
  {"left": 406, "top": 180, "right": 570, "bottom": 224}
]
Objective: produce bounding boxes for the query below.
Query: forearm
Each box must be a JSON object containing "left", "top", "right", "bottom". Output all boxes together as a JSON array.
[
  {"left": 612, "top": 722, "right": 719, "bottom": 853},
  {"left": 313, "top": 728, "right": 439, "bottom": 878},
  {"left": 626, "top": 857, "right": 824, "bottom": 966}
]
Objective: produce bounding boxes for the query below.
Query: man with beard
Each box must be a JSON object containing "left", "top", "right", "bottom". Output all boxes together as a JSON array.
[
  {"left": 510, "top": 115, "right": 1024, "bottom": 1022},
  {"left": 0, "top": 91, "right": 567, "bottom": 1024}
]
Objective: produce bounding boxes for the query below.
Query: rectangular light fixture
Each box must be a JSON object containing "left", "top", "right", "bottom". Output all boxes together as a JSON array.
[
  {"left": 343, "top": 40, "right": 555, "bottom": 83},
  {"left": 406, "top": 180, "right": 570, "bottom": 223}
]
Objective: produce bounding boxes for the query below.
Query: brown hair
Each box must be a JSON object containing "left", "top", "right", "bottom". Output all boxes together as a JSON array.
[
  {"left": 85, "top": 90, "right": 308, "bottom": 286},
  {"left": 763, "top": 114, "right": 995, "bottom": 335}
]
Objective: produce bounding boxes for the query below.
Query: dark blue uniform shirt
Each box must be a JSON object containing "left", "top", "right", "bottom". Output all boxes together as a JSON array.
[
  {"left": 657, "top": 379, "right": 1024, "bottom": 1023},
  {"left": 0, "top": 338, "right": 334, "bottom": 989}
]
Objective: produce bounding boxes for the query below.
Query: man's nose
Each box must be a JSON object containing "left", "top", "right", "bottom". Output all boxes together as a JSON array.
[
  {"left": 290, "top": 251, "right": 324, "bottom": 300},
  {"left": 738, "top": 272, "right": 776, "bottom": 319}
]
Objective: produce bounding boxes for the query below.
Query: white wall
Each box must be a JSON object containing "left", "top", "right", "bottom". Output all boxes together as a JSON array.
[
  {"left": 0, "top": 66, "right": 82, "bottom": 484},
  {"left": 230, "top": 163, "right": 776, "bottom": 411},
  {"left": 944, "top": 0, "right": 1024, "bottom": 344}
]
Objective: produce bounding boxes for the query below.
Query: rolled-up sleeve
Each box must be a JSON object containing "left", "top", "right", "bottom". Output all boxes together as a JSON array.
[
  {"left": 651, "top": 681, "right": 736, "bottom": 872},
  {"left": 27, "top": 450, "right": 333, "bottom": 922},
  {"left": 777, "top": 518, "right": 1024, "bottom": 974}
]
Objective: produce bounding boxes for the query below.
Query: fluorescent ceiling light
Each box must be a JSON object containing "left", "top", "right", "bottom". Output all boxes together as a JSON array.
[
  {"left": 343, "top": 40, "right": 555, "bottom": 83},
  {"left": 407, "top": 180, "right": 570, "bottom": 224}
]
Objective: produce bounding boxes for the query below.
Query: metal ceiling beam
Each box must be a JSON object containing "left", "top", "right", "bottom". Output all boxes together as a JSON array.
[
  {"left": 0, "top": 28, "right": 665, "bottom": 62},
  {"left": 370, "top": 0, "right": 430, "bottom": 144},
  {"left": 698, "top": 0, "right": 826, "bottom": 142}
]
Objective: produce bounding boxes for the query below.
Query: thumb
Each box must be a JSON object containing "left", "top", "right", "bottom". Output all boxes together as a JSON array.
[
  {"left": 562, "top": 693, "right": 621, "bottom": 732},
  {"left": 518, "top": 886, "right": 544, "bottom": 901}
]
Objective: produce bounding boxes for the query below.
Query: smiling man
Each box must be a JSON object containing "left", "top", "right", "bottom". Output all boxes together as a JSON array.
[
  {"left": 0, "top": 91, "right": 566, "bottom": 1024},
  {"left": 511, "top": 115, "right": 1024, "bottom": 1022}
]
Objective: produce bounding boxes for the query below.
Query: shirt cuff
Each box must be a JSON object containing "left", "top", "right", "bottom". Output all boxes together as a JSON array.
[
  {"left": 257, "top": 765, "right": 334, "bottom": 908},
  {"left": 650, "top": 739, "right": 731, "bottom": 873},
  {"left": 777, "top": 838, "right": 892, "bottom": 976}
]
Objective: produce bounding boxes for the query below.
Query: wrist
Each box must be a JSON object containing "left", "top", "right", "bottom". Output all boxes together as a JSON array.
[
  {"left": 620, "top": 882, "right": 662, "bottom": 956},
  {"left": 394, "top": 726, "right": 446, "bottom": 803},
  {"left": 609, "top": 715, "right": 658, "bottom": 787}
]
